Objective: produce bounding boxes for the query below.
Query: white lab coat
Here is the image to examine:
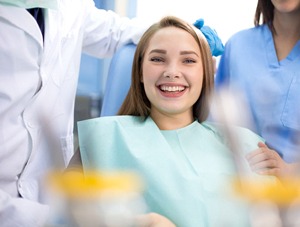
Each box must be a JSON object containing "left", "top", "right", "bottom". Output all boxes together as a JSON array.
[{"left": 0, "top": 0, "right": 146, "bottom": 226}]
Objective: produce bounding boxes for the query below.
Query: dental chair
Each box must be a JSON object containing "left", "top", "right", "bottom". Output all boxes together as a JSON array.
[{"left": 100, "top": 43, "right": 136, "bottom": 116}]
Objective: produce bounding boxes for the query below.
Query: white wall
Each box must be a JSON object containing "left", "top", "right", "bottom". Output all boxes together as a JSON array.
[{"left": 136, "top": 0, "right": 257, "bottom": 43}]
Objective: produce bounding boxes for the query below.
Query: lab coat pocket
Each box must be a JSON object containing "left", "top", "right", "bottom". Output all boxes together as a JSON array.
[
  {"left": 281, "top": 73, "right": 300, "bottom": 130},
  {"left": 52, "top": 29, "right": 82, "bottom": 86}
]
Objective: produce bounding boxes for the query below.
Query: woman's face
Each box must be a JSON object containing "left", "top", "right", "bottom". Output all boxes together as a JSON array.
[
  {"left": 271, "top": 0, "right": 300, "bottom": 14},
  {"left": 141, "top": 26, "right": 203, "bottom": 121}
]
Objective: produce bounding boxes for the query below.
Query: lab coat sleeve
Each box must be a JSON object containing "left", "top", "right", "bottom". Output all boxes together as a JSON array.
[
  {"left": 0, "top": 190, "right": 49, "bottom": 227},
  {"left": 81, "top": 0, "right": 149, "bottom": 58}
]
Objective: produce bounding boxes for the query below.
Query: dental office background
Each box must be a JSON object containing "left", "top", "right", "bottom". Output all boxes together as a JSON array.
[{"left": 75, "top": 0, "right": 256, "bottom": 125}]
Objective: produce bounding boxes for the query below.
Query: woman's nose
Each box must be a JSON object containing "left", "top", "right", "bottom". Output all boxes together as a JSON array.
[{"left": 163, "top": 69, "right": 181, "bottom": 79}]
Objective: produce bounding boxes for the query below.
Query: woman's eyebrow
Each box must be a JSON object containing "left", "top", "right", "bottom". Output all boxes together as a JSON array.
[
  {"left": 149, "top": 49, "right": 199, "bottom": 57},
  {"left": 149, "top": 49, "right": 166, "bottom": 54},
  {"left": 180, "top": 50, "right": 199, "bottom": 57}
]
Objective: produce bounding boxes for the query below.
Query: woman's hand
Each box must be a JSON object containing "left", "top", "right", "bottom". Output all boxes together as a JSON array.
[
  {"left": 246, "top": 142, "right": 299, "bottom": 177},
  {"left": 136, "top": 212, "right": 176, "bottom": 227}
]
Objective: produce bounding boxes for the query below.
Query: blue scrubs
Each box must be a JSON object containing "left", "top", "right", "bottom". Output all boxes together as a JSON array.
[
  {"left": 78, "top": 116, "right": 267, "bottom": 227},
  {"left": 216, "top": 24, "right": 300, "bottom": 163}
]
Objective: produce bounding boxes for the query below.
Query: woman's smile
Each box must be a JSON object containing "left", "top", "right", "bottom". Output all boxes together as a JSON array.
[{"left": 157, "top": 83, "right": 188, "bottom": 97}]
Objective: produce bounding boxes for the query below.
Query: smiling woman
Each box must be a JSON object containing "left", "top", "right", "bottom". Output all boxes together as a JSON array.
[
  {"left": 139, "top": 26, "right": 205, "bottom": 129},
  {"left": 118, "top": 15, "right": 214, "bottom": 126},
  {"left": 70, "top": 15, "right": 273, "bottom": 227}
]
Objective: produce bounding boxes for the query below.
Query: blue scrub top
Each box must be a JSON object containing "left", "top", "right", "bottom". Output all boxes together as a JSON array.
[{"left": 216, "top": 24, "right": 300, "bottom": 163}]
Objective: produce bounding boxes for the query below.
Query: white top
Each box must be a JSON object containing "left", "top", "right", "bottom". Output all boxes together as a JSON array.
[{"left": 0, "top": 1, "right": 146, "bottom": 226}]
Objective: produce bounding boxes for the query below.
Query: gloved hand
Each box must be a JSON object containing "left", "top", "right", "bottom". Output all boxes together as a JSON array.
[{"left": 193, "top": 18, "right": 224, "bottom": 56}]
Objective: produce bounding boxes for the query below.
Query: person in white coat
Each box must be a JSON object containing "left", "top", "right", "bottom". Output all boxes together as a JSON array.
[{"left": 0, "top": 0, "right": 153, "bottom": 226}]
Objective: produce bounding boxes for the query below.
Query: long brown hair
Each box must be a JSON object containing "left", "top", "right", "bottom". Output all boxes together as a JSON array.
[
  {"left": 254, "top": 0, "right": 275, "bottom": 32},
  {"left": 118, "top": 16, "right": 214, "bottom": 123}
]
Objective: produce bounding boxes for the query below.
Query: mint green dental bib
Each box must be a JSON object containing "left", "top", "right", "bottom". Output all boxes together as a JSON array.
[
  {"left": 78, "top": 116, "right": 264, "bottom": 227},
  {"left": 0, "top": 0, "right": 57, "bottom": 9}
]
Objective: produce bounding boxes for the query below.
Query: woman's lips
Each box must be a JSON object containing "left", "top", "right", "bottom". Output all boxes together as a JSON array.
[
  {"left": 159, "top": 85, "right": 186, "bottom": 92},
  {"left": 158, "top": 84, "right": 187, "bottom": 97}
]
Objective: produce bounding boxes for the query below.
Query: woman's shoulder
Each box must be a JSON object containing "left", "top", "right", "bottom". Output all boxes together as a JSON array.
[
  {"left": 202, "top": 121, "right": 264, "bottom": 144},
  {"left": 226, "top": 25, "right": 266, "bottom": 45}
]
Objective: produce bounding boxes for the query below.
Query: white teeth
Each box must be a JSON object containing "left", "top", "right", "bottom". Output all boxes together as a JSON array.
[{"left": 160, "top": 85, "right": 185, "bottom": 92}]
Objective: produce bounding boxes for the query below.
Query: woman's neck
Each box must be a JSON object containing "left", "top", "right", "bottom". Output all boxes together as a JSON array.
[
  {"left": 272, "top": 10, "right": 300, "bottom": 61},
  {"left": 150, "top": 111, "right": 194, "bottom": 130}
]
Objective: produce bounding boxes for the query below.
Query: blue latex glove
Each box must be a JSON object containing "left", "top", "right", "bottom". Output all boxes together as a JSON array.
[{"left": 193, "top": 18, "right": 224, "bottom": 56}]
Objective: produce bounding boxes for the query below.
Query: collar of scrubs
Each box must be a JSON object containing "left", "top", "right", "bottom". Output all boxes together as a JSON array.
[
  {"left": 262, "top": 24, "right": 300, "bottom": 67},
  {"left": 0, "top": 0, "right": 58, "bottom": 9}
]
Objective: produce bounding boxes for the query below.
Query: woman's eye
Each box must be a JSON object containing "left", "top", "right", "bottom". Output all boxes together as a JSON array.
[
  {"left": 150, "top": 57, "right": 164, "bottom": 62},
  {"left": 184, "top": 58, "right": 196, "bottom": 64}
]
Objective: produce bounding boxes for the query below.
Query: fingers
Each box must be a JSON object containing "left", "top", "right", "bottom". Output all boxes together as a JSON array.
[
  {"left": 245, "top": 143, "right": 280, "bottom": 175},
  {"left": 250, "top": 158, "right": 278, "bottom": 170},
  {"left": 257, "top": 167, "right": 281, "bottom": 176},
  {"left": 246, "top": 144, "right": 276, "bottom": 164},
  {"left": 246, "top": 143, "right": 296, "bottom": 177},
  {"left": 257, "top": 141, "right": 267, "bottom": 148},
  {"left": 136, "top": 213, "right": 176, "bottom": 227}
]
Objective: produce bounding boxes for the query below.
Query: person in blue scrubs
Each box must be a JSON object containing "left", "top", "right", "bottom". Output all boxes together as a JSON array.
[
  {"left": 215, "top": 0, "right": 300, "bottom": 177},
  {"left": 72, "top": 16, "right": 269, "bottom": 227}
]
